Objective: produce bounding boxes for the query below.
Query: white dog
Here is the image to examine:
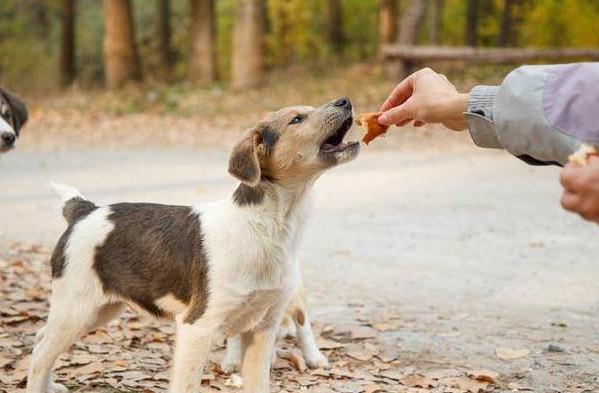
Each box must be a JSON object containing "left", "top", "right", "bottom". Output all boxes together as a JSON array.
[{"left": 27, "top": 97, "right": 358, "bottom": 393}]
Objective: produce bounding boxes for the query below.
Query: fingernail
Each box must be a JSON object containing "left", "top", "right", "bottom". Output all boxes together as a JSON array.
[{"left": 378, "top": 114, "right": 388, "bottom": 125}]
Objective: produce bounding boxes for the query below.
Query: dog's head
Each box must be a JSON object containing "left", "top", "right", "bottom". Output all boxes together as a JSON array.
[
  {"left": 229, "top": 97, "right": 359, "bottom": 189},
  {"left": 0, "top": 88, "right": 28, "bottom": 152}
]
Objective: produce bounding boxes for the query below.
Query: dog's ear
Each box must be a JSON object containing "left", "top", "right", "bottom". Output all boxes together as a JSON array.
[
  {"left": 228, "top": 128, "right": 262, "bottom": 187},
  {"left": 1, "top": 88, "right": 28, "bottom": 134}
]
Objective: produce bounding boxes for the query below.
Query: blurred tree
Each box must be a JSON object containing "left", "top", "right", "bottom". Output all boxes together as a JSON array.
[
  {"left": 103, "top": 0, "right": 142, "bottom": 88},
  {"left": 231, "top": 0, "right": 264, "bottom": 90},
  {"left": 157, "top": 0, "right": 174, "bottom": 72},
  {"left": 498, "top": 0, "right": 515, "bottom": 46},
  {"left": 378, "top": 0, "right": 398, "bottom": 49},
  {"left": 189, "top": 0, "right": 217, "bottom": 83},
  {"left": 428, "top": 0, "right": 444, "bottom": 45},
  {"left": 465, "top": 0, "right": 478, "bottom": 46},
  {"left": 399, "top": 0, "right": 428, "bottom": 45},
  {"left": 33, "top": 0, "right": 52, "bottom": 53},
  {"left": 388, "top": 0, "right": 428, "bottom": 78},
  {"left": 60, "top": 0, "right": 76, "bottom": 86},
  {"left": 327, "top": 0, "right": 344, "bottom": 55}
]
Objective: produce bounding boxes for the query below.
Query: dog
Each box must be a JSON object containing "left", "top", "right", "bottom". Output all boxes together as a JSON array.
[
  {"left": 0, "top": 87, "right": 28, "bottom": 152},
  {"left": 27, "top": 97, "right": 358, "bottom": 393}
]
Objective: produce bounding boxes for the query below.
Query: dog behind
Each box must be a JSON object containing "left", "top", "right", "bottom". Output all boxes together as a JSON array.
[{"left": 0, "top": 87, "right": 28, "bottom": 152}]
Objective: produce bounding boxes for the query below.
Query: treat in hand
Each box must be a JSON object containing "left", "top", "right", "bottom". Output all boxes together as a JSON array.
[
  {"left": 356, "top": 112, "right": 389, "bottom": 145},
  {"left": 569, "top": 143, "right": 598, "bottom": 166}
]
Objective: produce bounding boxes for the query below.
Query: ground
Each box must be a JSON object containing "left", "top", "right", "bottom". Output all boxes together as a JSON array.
[{"left": 1, "top": 66, "right": 599, "bottom": 392}]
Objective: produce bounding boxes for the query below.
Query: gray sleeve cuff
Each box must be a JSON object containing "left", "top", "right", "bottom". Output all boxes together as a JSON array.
[
  {"left": 469, "top": 85, "right": 499, "bottom": 119},
  {"left": 466, "top": 85, "right": 502, "bottom": 149},
  {"left": 466, "top": 112, "right": 502, "bottom": 149}
]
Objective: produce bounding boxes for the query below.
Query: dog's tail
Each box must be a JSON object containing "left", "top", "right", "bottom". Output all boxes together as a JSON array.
[{"left": 50, "top": 182, "right": 97, "bottom": 225}]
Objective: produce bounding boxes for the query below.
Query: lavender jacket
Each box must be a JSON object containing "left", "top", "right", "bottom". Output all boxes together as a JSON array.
[{"left": 466, "top": 62, "right": 599, "bottom": 166}]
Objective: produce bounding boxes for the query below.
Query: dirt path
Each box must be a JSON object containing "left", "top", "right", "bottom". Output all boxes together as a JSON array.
[{"left": 1, "top": 143, "right": 599, "bottom": 392}]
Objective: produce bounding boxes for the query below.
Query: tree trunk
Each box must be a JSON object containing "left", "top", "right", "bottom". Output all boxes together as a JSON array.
[
  {"left": 158, "top": 0, "right": 174, "bottom": 71},
  {"left": 103, "top": 0, "right": 142, "bottom": 88},
  {"left": 231, "top": 0, "right": 264, "bottom": 90},
  {"left": 388, "top": 0, "right": 428, "bottom": 79},
  {"left": 60, "top": 0, "right": 76, "bottom": 86},
  {"left": 464, "top": 0, "right": 479, "bottom": 47},
  {"left": 378, "top": 0, "right": 398, "bottom": 48},
  {"left": 399, "top": 0, "right": 429, "bottom": 45},
  {"left": 328, "top": 0, "right": 344, "bottom": 55},
  {"left": 428, "top": 0, "right": 444, "bottom": 45},
  {"left": 188, "top": 0, "right": 217, "bottom": 83},
  {"left": 498, "top": 0, "right": 516, "bottom": 47},
  {"left": 33, "top": 0, "right": 51, "bottom": 52}
]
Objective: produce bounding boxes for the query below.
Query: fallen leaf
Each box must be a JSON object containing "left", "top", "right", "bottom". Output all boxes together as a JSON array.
[
  {"left": 468, "top": 369, "right": 499, "bottom": 384},
  {"left": 400, "top": 373, "right": 436, "bottom": 388},
  {"left": 278, "top": 349, "right": 307, "bottom": 373}
]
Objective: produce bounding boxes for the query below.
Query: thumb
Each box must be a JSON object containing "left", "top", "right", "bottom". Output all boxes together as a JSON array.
[{"left": 379, "top": 99, "right": 416, "bottom": 126}]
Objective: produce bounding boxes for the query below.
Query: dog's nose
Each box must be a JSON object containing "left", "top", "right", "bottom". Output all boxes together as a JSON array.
[
  {"left": 1, "top": 132, "right": 15, "bottom": 147},
  {"left": 333, "top": 97, "right": 351, "bottom": 110}
]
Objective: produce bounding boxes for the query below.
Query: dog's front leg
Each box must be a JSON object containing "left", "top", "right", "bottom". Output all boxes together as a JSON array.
[
  {"left": 240, "top": 325, "right": 278, "bottom": 393},
  {"left": 169, "top": 315, "right": 214, "bottom": 393}
]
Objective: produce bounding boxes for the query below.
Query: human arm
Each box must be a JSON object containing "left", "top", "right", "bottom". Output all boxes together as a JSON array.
[{"left": 379, "top": 63, "right": 599, "bottom": 166}]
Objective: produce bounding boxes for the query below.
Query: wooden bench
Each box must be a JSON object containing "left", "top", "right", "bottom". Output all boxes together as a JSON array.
[{"left": 382, "top": 44, "right": 599, "bottom": 79}]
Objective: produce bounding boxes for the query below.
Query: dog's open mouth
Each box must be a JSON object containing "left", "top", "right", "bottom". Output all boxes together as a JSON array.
[{"left": 320, "top": 117, "right": 358, "bottom": 154}]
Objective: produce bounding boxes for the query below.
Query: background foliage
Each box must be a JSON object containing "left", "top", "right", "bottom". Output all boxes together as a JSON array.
[{"left": 1, "top": 0, "right": 598, "bottom": 92}]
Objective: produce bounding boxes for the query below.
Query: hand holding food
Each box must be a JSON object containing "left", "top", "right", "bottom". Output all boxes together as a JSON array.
[
  {"left": 568, "top": 143, "right": 598, "bottom": 166},
  {"left": 560, "top": 145, "right": 599, "bottom": 224}
]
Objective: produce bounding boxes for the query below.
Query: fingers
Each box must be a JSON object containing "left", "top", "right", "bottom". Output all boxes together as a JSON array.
[
  {"left": 559, "top": 164, "right": 580, "bottom": 192},
  {"left": 379, "top": 98, "right": 416, "bottom": 126},
  {"left": 561, "top": 191, "right": 580, "bottom": 212},
  {"left": 395, "top": 118, "right": 413, "bottom": 127},
  {"left": 380, "top": 75, "right": 414, "bottom": 113},
  {"left": 559, "top": 162, "right": 599, "bottom": 224}
]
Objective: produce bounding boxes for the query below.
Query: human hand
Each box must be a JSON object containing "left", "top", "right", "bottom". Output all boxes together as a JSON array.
[
  {"left": 379, "top": 68, "right": 469, "bottom": 131},
  {"left": 560, "top": 156, "right": 599, "bottom": 224}
]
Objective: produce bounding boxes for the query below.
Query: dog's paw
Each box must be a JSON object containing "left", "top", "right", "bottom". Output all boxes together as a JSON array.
[
  {"left": 305, "top": 352, "right": 330, "bottom": 369},
  {"left": 49, "top": 382, "right": 69, "bottom": 393}
]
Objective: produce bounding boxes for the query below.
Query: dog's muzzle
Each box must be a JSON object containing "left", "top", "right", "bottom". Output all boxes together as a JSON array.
[{"left": 0, "top": 131, "right": 15, "bottom": 151}]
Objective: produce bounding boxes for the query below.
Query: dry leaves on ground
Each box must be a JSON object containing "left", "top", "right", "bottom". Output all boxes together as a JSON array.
[{"left": 0, "top": 242, "right": 504, "bottom": 392}]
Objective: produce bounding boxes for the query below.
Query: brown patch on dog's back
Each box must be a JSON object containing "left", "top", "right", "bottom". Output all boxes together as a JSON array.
[{"left": 93, "top": 203, "right": 209, "bottom": 322}]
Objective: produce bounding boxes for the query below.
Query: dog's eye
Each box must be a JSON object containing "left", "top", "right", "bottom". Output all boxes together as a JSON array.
[{"left": 289, "top": 115, "right": 303, "bottom": 125}]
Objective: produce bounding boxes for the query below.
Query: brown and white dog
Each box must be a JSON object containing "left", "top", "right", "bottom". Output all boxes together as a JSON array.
[
  {"left": 0, "top": 87, "right": 28, "bottom": 152},
  {"left": 27, "top": 97, "right": 358, "bottom": 393}
]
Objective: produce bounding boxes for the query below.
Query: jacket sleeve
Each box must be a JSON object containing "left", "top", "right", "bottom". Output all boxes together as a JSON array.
[{"left": 465, "top": 62, "right": 599, "bottom": 166}]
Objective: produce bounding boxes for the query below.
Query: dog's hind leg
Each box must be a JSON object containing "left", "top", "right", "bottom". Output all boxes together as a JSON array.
[
  {"left": 27, "top": 297, "right": 102, "bottom": 393},
  {"left": 290, "top": 289, "right": 329, "bottom": 369},
  {"left": 221, "top": 335, "right": 242, "bottom": 373},
  {"left": 169, "top": 315, "right": 214, "bottom": 393}
]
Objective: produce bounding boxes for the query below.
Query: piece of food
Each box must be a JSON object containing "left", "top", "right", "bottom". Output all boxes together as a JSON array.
[
  {"left": 568, "top": 143, "right": 598, "bottom": 166},
  {"left": 356, "top": 112, "right": 389, "bottom": 145}
]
